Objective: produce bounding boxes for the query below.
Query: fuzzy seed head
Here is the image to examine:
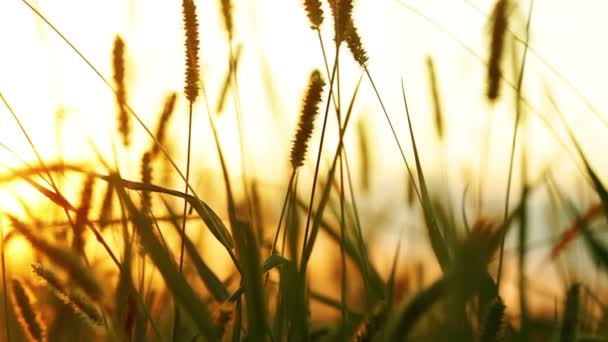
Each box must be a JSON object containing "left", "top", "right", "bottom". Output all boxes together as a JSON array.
[
  {"left": 113, "top": 35, "right": 130, "bottom": 147},
  {"left": 220, "top": 0, "right": 234, "bottom": 39},
  {"left": 140, "top": 151, "right": 153, "bottom": 213},
  {"left": 345, "top": 20, "right": 368, "bottom": 67},
  {"left": 486, "top": 0, "right": 510, "bottom": 102},
  {"left": 303, "top": 0, "right": 324, "bottom": 29},
  {"left": 329, "top": 0, "right": 353, "bottom": 43},
  {"left": 151, "top": 93, "right": 178, "bottom": 157},
  {"left": 290, "top": 70, "right": 325, "bottom": 169},
  {"left": 11, "top": 279, "right": 46, "bottom": 342},
  {"left": 183, "top": 0, "right": 201, "bottom": 102}
]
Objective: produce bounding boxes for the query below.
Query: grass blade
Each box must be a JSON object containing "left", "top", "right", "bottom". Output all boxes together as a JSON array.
[{"left": 113, "top": 175, "right": 220, "bottom": 341}]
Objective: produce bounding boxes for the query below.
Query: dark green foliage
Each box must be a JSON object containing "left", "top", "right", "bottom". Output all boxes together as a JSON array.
[
  {"left": 561, "top": 284, "right": 580, "bottom": 342},
  {"left": 480, "top": 296, "right": 506, "bottom": 342}
]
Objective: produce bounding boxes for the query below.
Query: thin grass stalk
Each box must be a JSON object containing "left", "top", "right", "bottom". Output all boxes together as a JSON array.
[
  {"left": 363, "top": 70, "right": 422, "bottom": 206},
  {"left": 200, "top": 82, "right": 239, "bottom": 225},
  {"left": 401, "top": 79, "right": 451, "bottom": 271},
  {"left": 334, "top": 45, "right": 348, "bottom": 338},
  {"left": 282, "top": 173, "right": 300, "bottom": 261},
  {"left": 228, "top": 42, "right": 255, "bottom": 228},
  {"left": 513, "top": 33, "right": 530, "bottom": 340},
  {"left": 343, "top": 150, "right": 378, "bottom": 305},
  {"left": 300, "top": 73, "right": 363, "bottom": 274},
  {"left": 496, "top": 0, "right": 534, "bottom": 289},
  {"left": 301, "top": 51, "right": 339, "bottom": 267},
  {"left": 478, "top": 108, "right": 495, "bottom": 214},
  {"left": 270, "top": 171, "right": 296, "bottom": 258}
]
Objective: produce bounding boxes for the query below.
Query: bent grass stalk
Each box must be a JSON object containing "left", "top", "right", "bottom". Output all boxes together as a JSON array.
[{"left": 496, "top": 0, "right": 534, "bottom": 290}]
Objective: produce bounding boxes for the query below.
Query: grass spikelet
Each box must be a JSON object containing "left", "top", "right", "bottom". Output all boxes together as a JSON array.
[
  {"left": 480, "top": 296, "right": 506, "bottom": 342},
  {"left": 98, "top": 182, "right": 114, "bottom": 229},
  {"left": 150, "top": 93, "right": 177, "bottom": 157},
  {"left": 290, "top": 69, "right": 325, "bottom": 169},
  {"left": 31, "top": 264, "right": 64, "bottom": 296},
  {"left": 10, "top": 218, "right": 104, "bottom": 302},
  {"left": 72, "top": 175, "right": 95, "bottom": 255},
  {"left": 345, "top": 20, "right": 368, "bottom": 67},
  {"left": 32, "top": 264, "right": 101, "bottom": 326},
  {"left": 561, "top": 283, "right": 580, "bottom": 342},
  {"left": 182, "top": 0, "right": 201, "bottom": 103},
  {"left": 426, "top": 56, "right": 444, "bottom": 141},
  {"left": 328, "top": 0, "right": 353, "bottom": 43},
  {"left": 112, "top": 35, "right": 130, "bottom": 147},
  {"left": 140, "top": 151, "right": 152, "bottom": 213},
  {"left": 65, "top": 289, "right": 104, "bottom": 326},
  {"left": 486, "top": 0, "right": 510, "bottom": 102},
  {"left": 303, "top": 0, "right": 324, "bottom": 29},
  {"left": 11, "top": 279, "right": 45, "bottom": 342},
  {"left": 219, "top": 0, "right": 233, "bottom": 39}
]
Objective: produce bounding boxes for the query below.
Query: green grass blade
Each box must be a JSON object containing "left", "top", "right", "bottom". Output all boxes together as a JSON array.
[
  {"left": 113, "top": 176, "right": 219, "bottom": 341},
  {"left": 385, "top": 277, "right": 446, "bottom": 341},
  {"left": 280, "top": 260, "right": 308, "bottom": 341},
  {"left": 162, "top": 199, "right": 230, "bottom": 302},
  {"left": 187, "top": 197, "right": 234, "bottom": 250},
  {"left": 561, "top": 284, "right": 580, "bottom": 342},
  {"left": 400, "top": 79, "right": 450, "bottom": 271},
  {"left": 232, "top": 220, "right": 267, "bottom": 340}
]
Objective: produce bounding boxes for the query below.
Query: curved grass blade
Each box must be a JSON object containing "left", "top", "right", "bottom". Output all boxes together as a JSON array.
[
  {"left": 162, "top": 199, "right": 230, "bottom": 302},
  {"left": 113, "top": 176, "right": 219, "bottom": 341}
]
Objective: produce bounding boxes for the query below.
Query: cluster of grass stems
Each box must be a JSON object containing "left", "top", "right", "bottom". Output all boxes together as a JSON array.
[{"left": 1, "top": 0, "right": 608, "bottom": 341}]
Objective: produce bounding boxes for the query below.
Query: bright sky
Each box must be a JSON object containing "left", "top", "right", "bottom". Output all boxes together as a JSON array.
[{"left": 1, "top": 0, "right": 608, "bottom": 292}]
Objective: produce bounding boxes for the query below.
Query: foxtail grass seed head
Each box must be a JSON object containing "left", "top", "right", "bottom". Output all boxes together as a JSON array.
[
  {"left": 73, "top": 175, "right": 94, "bottom": 254},
  {"left": 480, "top": 296, "right": 506, "bottom": 342},
  {"left": 486, "top": 0, "right": 510, "bottom": 102},
  {"left": 10, "top": 218, "right": 104, "bottom": 302},
  {"left": 98, "top": 183, "right": 114, "bottom": 229},
  {"left": 151, "top": 93, "right": 178, "bottom": 157},
  {"left": 66, "top": 289, "right": 104, "bottom": 326},
  {"left": 220, "top": 0, "right": 233, "bottom": 39},
  {"left": 345, "top": 20, "right": 368, "bottom": 67},
  {"left": 140, "top": 151, "right": 153, "bottom": 213},
  {"left": 11, "top": 279, "right": 46, "bottom": 342},
  {"left": 329, "top": 0, "right": 353, "bottom": 43},
  {"left": 290, "top": 70, "right": 325, "bottom": 169},
  {"left": 32, "top": 264, "right": 64, "bottom": 296},
  {"left": 183, "top": 0, "right": 201, "bottom": 103},
  {"left": 303, "top": 0, "right": 324, "bottom": 29},
  {"left": 112, "top": 35, "right": 130, "bottom": 147},
  {"left": 426, "top": 56, "right": 444, "bottom": 141}
]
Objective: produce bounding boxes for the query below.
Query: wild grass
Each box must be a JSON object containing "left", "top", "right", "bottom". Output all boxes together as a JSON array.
[{"left": 1, "top": 0, "right": 608, "bottom": 341}]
